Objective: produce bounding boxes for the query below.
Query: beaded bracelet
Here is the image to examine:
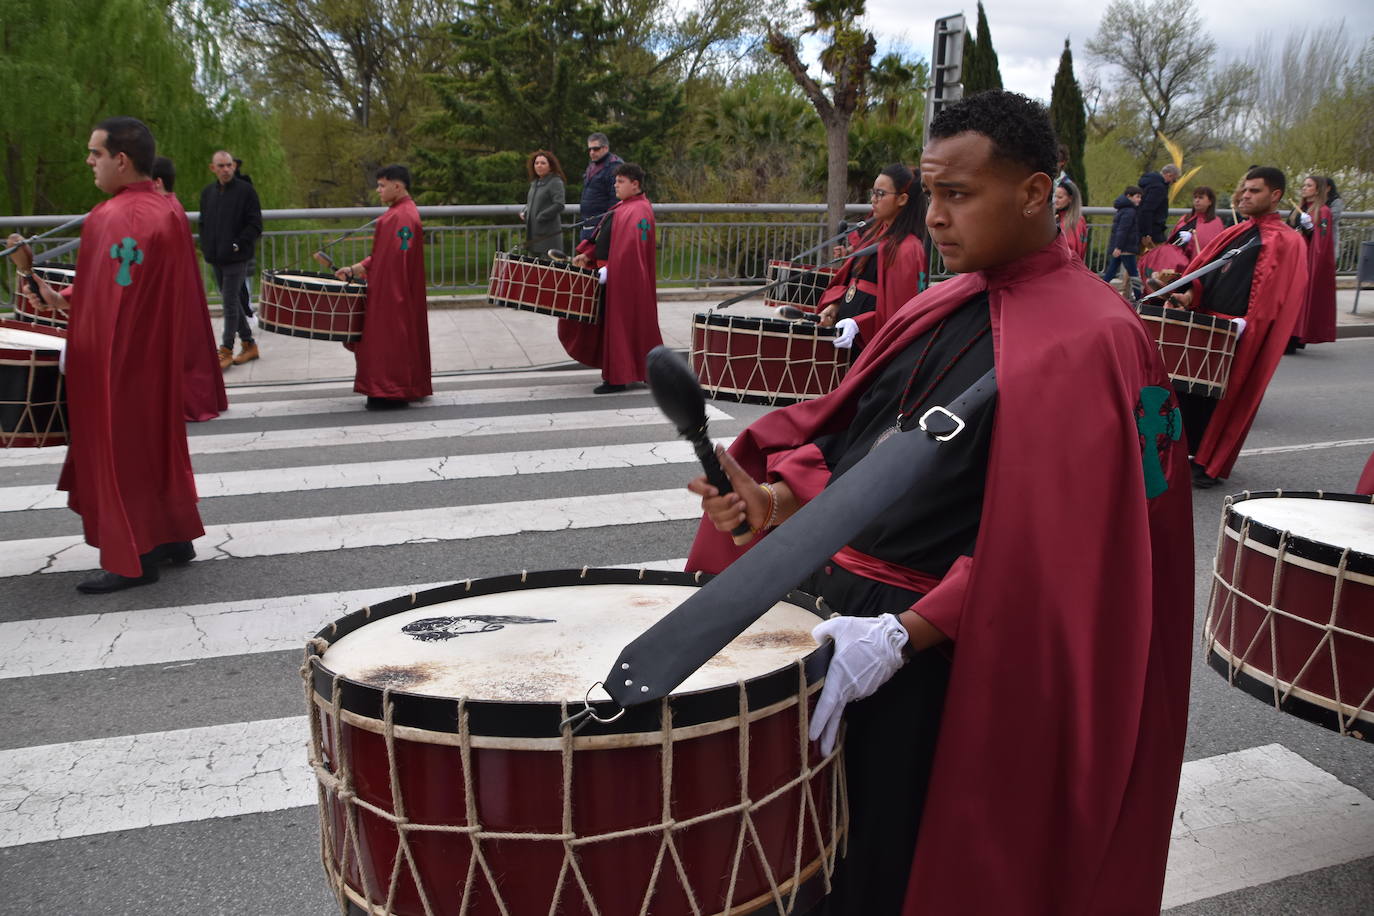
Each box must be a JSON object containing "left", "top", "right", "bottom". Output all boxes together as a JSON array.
[{"left": 759, "top": 482, "right": 779, "bottom": 530}]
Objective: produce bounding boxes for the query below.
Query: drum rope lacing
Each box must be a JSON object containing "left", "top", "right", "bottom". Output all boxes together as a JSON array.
[
  {"left": 692, "top": 313, "right": 850, "bottom": 407},
  {"left": 303, "top": 645, "right": 847, "bottom": 915},
  {"left": 1205, "top": 494, "right": 1374, "bottom": 738}
]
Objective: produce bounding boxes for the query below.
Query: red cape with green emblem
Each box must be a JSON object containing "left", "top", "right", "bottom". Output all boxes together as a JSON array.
[
  {"left": 688, "top": 235, "right": 1194, "bottom": 914},
  {"left": 59, "top": 181, "right": 204, "bottom": 576},
  {"left": 349, "top": 196, "right": 432, "bottom": 400}
]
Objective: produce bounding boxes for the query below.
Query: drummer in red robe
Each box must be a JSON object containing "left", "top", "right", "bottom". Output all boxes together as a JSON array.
[
  {"left": 686, "top": 91, "right": 1193, "bottom": 915},
  {"left": 1171, "top": 166, "right": 1308, "bottom": 488},
  {"left": 816, "top": 162, "right": 926, "bottom": 354},
  {"left": 564, "top": 162, "right": 663, "bottom": 394},
  {"left": 1286, "top": 174, "right": 1338, "bottom": 350},
  {"left": 335, "top": 165, "right": 432, "bottom": 409},
  {"left": 59, "top": 117, "right": 206, "bottom": 593}
]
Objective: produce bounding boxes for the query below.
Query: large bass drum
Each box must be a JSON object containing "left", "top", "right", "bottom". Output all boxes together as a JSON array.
[
  {"left": 691, "top": 312, "right": 851, "bottom": 406},
  {"left": 0, "top": 319, "right": 67, "bottom": 448},
  {"left": 305, "top": 567, "right": 844, "bottom": 916},
  {"left": 12, "top": 265, "right": 76, "bottom": 327},
  {"left": 1134, "top": 303, "right": 1238, "bottom": 399},
  {"left": 487, "top": 251, "right": 603, "bottom": 324},
  {"left": 258, "top": 270, "right": 367, "bottom": 342}
]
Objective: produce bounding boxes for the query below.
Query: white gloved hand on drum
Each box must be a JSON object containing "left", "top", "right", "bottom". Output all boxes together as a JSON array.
[
  {"left": 808, "top": 613, "right": 908, "bottom": 755},
  {"left": 1231, "top": 316, "right": 1247, "bottom": 338},
  {"left": 1299, "top": 212, "right": 1313, "bottom": 230},
  {"left": 832, "top": 318, "right": 859, "bottom": 349},
  {"left": 1176, "top": 230, "right": 1193, "bottom": 245},
  {"left": 596, "top": 266, "right": 608, "bottom": 285}
]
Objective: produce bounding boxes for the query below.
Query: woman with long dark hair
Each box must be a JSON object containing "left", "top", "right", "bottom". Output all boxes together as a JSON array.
[
  {"left": 817, "top": 162, "right": 927, "bottom": 352},
  {"left": 521, "top": 149, "right": 567, "bottom": 256}
]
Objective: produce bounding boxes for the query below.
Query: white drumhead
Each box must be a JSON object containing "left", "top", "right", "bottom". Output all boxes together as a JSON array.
[
  {"left": 1232, "top": 497, "right": 1374, "bottom": 554},
  {"left": 321, "top": 583, "right": 820, "bottom": 701},
  {"left": 271, "top": 272, "right": 354, "bottom": 288},
  {"left": 0, "top": 326, "right": 66, "bottom": 352}
]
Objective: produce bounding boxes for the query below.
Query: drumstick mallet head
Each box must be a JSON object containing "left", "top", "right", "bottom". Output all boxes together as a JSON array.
[
  {"left": 646, "top": 346, "right": 753, "bottom": 544},
  {"left": 312, "top": 250, "right": 337, "bottom": 272}
]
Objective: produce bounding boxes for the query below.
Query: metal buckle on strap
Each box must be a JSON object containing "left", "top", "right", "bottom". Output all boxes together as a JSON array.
[{"left": 918, "top": 405, "right": 965, "bottom": 442}]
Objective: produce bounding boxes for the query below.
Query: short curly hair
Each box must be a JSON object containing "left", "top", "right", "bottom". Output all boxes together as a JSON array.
[{"left": 929, "top": 90, "right": 1058, "bottom": 179}]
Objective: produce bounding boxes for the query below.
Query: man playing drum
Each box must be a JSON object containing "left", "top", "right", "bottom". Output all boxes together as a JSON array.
[
  {"left": 686, "top": 91, "right": 1194, "bottom": 915},
  {"left": 1169, "top": 166, "right": 1308, "bottom": 488},
  {"left": 334, "top": 165, "right": 432, "bottom": 409},
  {"left": 52, "top": 117, "right": 206, "bottom": 592},
  {"left": 565, "top": 163, "right": 662, "bottom": 394}
]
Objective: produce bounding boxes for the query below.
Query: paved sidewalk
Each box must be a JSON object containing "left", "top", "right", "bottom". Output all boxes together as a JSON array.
[{"left": 222, "top": 286, "right": 1374, "bottom": 387}]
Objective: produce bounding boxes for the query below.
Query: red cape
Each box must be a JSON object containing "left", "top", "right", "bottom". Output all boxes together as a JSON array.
[
  {"left": 1296, "top": 205, "right": 1337, "bottom": 344},
  {"left": 1357, "top": 451, "right": 1374, "bottom": 496},
  {"left": 350, "top": 198, "right": 432, "bottom": 399},
  {"left": 1058, "top": 215, "right": 1088, "bottom": 261},
  {"left": 59, "top": 181, "right": 204, "bottom": 576},
  {"left": 559, "top": 194, "right": 663, "bottom": 383},
  {"left": 168, "top": 195, "right": 227, "bottom": 421},
  {"left": 818, "top": 233, "right": 926, "bottom": 343},
  {"left": 1185, "top": 211, "right": 1309, "bottom": 478},
  {"left": 688, "top": 236, "right": 1194, "bottom": 913},
  {"left": 1141, "top": 213, "right": 1226, "bottom": 277}
]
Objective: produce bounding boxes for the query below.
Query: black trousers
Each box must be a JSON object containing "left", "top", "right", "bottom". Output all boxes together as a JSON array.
[{"left": 1176, "top": 388, "right": 1217, "bottom": 459}]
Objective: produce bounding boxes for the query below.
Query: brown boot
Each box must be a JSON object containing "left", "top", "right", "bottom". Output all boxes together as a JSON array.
[
  {"left": 233, "top": 341, "right": 260, "bottom": 365},
  {"left": 218, "top": 346, "right": 234, "bottom": 370}
]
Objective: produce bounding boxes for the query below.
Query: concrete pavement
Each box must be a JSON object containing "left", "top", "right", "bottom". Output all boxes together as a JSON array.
[{"left": 220, "top": 286, "right": 1374, "bottom": 386}]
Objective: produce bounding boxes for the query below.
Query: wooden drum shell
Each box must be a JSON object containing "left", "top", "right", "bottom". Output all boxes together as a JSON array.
[
  {"left": 258, "top": 270, "right": 367, "bottom": 342},
  {"left": 1134, "top": 303, "right": 1237, "bottom": 399},
  {"left": 0, "top": 319, "right": 67, "bottom": 448},
  {"left": 691, "top": 312, "right": 851, "bottom": 407},
  {"left": 487, "top": 252, "right": 602, "bottom": 324}
]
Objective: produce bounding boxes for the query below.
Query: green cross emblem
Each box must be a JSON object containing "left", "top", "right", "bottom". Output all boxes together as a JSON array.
[
  {"left": 397, "top": 225, "right": 413, "bottom": 251},
  {"left": 637, "top": 218, "right": 650, "bottom": 242},
  {"left": 108, "top": 236, "right": 143, "bottom": 287},
  {"left": 1136, "top": 385, "right": 1181, "bottom": 498}
]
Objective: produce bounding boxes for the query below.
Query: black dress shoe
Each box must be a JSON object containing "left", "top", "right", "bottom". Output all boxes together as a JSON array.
[
  {"left": 76, "top": 566, "right": 159, "bottom": 594},
  {"left": 157, "top": 541, "right": 196, "bottom": 565},
  {"left": 365, "top": 396, "right": 408, "bottom": 410},
  {"left": 1191, "top": 463, "right": 1222, "bottom": 489},
  {"left": 593, "top": 383, "right": 628, "bottom": 394}
]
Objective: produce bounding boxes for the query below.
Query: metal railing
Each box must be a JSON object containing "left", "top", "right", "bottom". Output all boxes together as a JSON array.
[{"left": 3, "top": 204, "right": 1371, "bottom": 302}]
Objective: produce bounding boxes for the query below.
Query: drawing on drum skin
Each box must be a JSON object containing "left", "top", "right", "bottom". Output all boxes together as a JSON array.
[{"left": 401, "top": 615, "right": 557, "bottom": 641}]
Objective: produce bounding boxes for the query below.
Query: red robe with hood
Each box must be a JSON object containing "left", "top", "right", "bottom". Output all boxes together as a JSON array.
[
  {"left": 59, "top": 181, "right": 204, "bottom": 576},
  {"left": 1185, "top": 211, "right": 1308, "bottom": 479},
  {"left": 1296, "top": 204, "right": 1337, "bottom": 344},
  {"left": 817, "top": 232, "right": 925, "bottom": 343},
  {"left": 348, "top": 197, "right": 432, "bottom": 400},
  {"left": 688, "top": 236, "right": 1194, "bottom": 914},
  {"left": 559, "top": 194, "right": 662, "bottom": 383}
]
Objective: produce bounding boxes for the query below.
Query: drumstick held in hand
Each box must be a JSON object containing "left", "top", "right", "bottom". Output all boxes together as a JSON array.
[{"left": 312, "top": 250, "right": 336, "bottom": 272}]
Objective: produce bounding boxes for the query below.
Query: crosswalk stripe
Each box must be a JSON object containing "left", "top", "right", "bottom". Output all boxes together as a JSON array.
[
  {"left": 223, "top": 368, "right": 596, "bottom": 398},
  {"left": 1239, "top": 436, "right": 1374, "bottom": 457},
  {"left": 220, "top": 381, "right": 638, "bottom": 420},
  {"left": 0, "top": 559, "right": 689, "bottom": 679},
  {"left": 0, "top": 489, "right": 700, "bottom": 578},
  {"left": 0, "top": 439, "right": 733, "bottom": 513},
  {"left": 0, "top": 404, "right": 731, "bottom": 469}
]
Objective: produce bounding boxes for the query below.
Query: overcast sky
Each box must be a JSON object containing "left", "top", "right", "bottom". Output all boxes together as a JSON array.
[{"left": 854, "top": 1, "right": 1371, "bottom": 102}]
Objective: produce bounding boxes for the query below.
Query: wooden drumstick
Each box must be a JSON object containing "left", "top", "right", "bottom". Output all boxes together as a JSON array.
[
  {"left": 312, "top": 250, "right": 337, "bottom": 272},
  {"left": 4, "top": 233, "right": 42, "bottom": 301}
]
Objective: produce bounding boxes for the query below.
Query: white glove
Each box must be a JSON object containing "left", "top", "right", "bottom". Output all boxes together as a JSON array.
[
  {"left": 596, "top": 266, "right": 608, "bottom": 285},
  {"left": 832, "top": 318, "right": 859, "bottom": 349},
  {"left": 1231, "top": 316, "right": 1247, "bottom": 338},
  {"left": 808, "top": 613, "right": 909, "bottom": 755},
  {"left": 1299, "top": 212, "right": 1313, "bottom": 230},
  {"left": 1176, "top": 230, "right": 1193, "bottom": 245},
  {"left": 59, "top": 341, "right": 68, "bottom": 374}
]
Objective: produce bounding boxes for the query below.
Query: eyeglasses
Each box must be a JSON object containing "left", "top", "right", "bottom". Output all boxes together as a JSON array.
[{"left": 869, "top": 188, "right": 894, "bottom": 200}]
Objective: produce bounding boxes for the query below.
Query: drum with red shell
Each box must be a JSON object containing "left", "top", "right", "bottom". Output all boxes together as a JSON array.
[
  {"left": 304, "top": 567, "right": 843, "bottom": 916},
  {"left": 760, "top": 260, "right": 840, "bottom": 314},
  {"left": 12, "top": 265, "right": 76, "bottom": 327},
  {"left": 691, "top": 311, "right": 851, "bottom": 407},
  {"left": 1134, "top": 303, "right": 1238, "bottom": 399},
  {"left": 0, "top": 319, "right": 67, "bottom": 448},
  {"left": 258, "top": 270, "right": 367, "bottom": 342},
  {"left": 487, "top": 251, "right": 602, "bottom": 324},
  {"left": 1205, "top": 490, "right": 1374, "bottom": 741}
]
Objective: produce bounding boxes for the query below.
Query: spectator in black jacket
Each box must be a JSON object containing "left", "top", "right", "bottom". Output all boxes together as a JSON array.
[
  {"left": 200, "top": 150, "right": 262, "bottom": 370},
  {"left": 1102, "top": 186, "right": 1144, "bottom": 299},
  {"left": 578, "top": 133, "right": 623, "bottom": 243},
  {"left": 1137, "top": 164, "right": 1179, "bottom": 248}
]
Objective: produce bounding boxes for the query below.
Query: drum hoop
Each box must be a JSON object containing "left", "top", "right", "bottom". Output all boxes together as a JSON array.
[
  {"left": 1134, "top": 302, "right": 1237, "bottom": 332},
  {"left": 263, "top": 270, "right": 368, "bottom": 293},
  {"left": 693, "top": 311, "right": 838, "bottom": 339},
  {"left": 1205, "top": 647, "right": 1374, "bottom": 741},
  {"left": 307, "top": 567, "right": 831, "bottom": 739},
  {"left": 1222, "top": 490, "right": 1374, "bottom": 577},
  {"left": 0, "top": 319, "right": 66, "bottom": 354},
  {"left": 493, "top": 250, "right": 599, "bottom": 278}
]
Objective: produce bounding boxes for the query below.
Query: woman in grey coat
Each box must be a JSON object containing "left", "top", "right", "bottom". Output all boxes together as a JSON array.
[{"left": 522, "top": 150, "right": 567, "bottom": 257}]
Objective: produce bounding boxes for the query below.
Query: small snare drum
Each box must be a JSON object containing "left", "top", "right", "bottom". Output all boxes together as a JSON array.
[
  {"left": 305, "top": 567, "right": 843, "bottom": 916},
  {"left": 1134, "top": 303, "right": 1238, "bottom": 399},
  {"left": 258, "top": 270, "right": 367, "bottom": 342},
  {"left": 691, "top": 311, "right": 851, "bottom": 406},
  {"left": 487, "top": 251, "right": 602, "bottom": 324},
  {"left": 12, "top": 265, "right": 76, "bottom": 327},
  {"left": 761, "top": 260, "right": 840, "bottom": 313},
  {"left": 1205, "top": 491, "right": 1374, "bottom": 740},
  {"left": 0, "top": 319, "right": 67, "bottom": 448}
]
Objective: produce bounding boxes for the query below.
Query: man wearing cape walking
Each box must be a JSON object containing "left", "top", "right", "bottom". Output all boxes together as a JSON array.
[
  {"left": 687, "top": 92, "right": 1193, "bottom": 915},
  {"left": 57, "top": 117, "right": 205, "bottom": 593},
  {"left": 335, "top": 164, "right": 432, "bottom": 409},
  {"left": 563, "top": 162, "right": 663, "bottom": 394}
]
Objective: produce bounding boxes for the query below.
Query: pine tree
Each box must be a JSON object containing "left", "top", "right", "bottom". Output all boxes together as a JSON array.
[
  {"left": 963, "top": 2, "right": 1003, "bottom": 94},
  {"left": 1050, "top": 39, "right": 1089, "bottom": 204}
]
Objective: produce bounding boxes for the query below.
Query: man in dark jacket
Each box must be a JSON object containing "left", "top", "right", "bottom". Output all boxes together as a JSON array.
[
  {"left": 578, "top": 132, "right": 623, "bottom": 243},
  {"left": 1137, "top": 164, "right": 1179, "bottom": 248},
  {"left": 200, "top": 150, "right": 262, "bottom": 369},
  {"left": 1102, "top": 186, "right": 1143, "bottom": 299}
]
